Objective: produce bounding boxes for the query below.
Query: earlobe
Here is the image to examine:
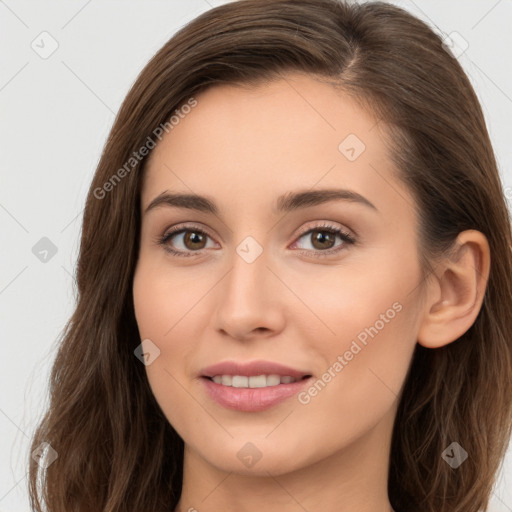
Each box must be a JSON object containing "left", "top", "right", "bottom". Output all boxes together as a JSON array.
[{"left": 417, "top": 230, "right": 491, "bottom": 349}]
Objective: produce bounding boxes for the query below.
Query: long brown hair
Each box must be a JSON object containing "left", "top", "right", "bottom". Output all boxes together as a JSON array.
[{"left": 28, "top": 1, "right": 512, "bottom": 511}]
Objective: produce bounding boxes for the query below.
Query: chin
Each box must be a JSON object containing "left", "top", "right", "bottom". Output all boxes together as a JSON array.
[{"left": 193, "top": 436, "right": 318, "bottom": 477}]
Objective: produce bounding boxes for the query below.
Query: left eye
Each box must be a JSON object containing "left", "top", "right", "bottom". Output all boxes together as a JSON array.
[{"left": 292, "top": 226, "right": 355, "bottom": 254}]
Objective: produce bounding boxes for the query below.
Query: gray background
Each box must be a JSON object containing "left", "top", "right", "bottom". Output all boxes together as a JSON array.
[{"left": 1, "top": 1, "right": 511, "bottom": 510}]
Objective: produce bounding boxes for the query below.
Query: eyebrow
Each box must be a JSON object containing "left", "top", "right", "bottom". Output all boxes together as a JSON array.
[{"left": 144, "top": 188, "right": 378, "bottom": 215}]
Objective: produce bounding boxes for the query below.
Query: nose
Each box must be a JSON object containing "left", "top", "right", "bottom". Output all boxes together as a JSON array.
[{"left": 213, "top": 239, "right": 286, "bottom": 341}]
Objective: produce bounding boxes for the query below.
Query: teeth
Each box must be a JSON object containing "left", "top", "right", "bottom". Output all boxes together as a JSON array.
[
  {"left": 233, "top": 376, "right": 248, "bottom": 387},
  {"left": 221, "top": 375, "right": 232, "bottom": 386},
  {"left": 211, "top": 374, "right": 299, "bottom": 387}
]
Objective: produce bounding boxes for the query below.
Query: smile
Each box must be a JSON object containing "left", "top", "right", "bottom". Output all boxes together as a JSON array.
[
  {"left": 208, "top": 374, "right": 310, "bottom": 388},
  {"left": 201, "top": 375, "right": 313, "bottom": 412}
]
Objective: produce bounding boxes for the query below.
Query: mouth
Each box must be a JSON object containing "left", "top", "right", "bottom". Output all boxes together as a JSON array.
[
  {"left": 200, "top": 359, "right": 313, "bottom": 382},
  {"left": 202, "top": 374, "right": 312, "bottom": 388},
  {"left": 199, "top": 360, "right": 314, "bottom": 411}
]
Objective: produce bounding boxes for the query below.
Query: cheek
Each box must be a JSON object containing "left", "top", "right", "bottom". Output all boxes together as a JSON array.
[
  {"left": 132, "top": 257, "right": 210, "bottom": 404},
  {"left": 294, "top": 297, "right": 415, "bottom": 453},
  {"left": 290, "top": 250, "right": 418, "bottom": 346},
  {"left": 295, "top": 248, "right": 420, "bottom": 401},
  {"left": 132, "top": 256, "right": 204, "bottom": 339}
]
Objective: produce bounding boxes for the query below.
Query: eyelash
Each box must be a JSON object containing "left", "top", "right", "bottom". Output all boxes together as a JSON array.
[{"left": 156, "top": 222, "right": 356, "bottom": 259}]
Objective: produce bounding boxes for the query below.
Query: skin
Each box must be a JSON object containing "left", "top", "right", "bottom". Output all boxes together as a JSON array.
[{"left": 132, "top": 72, "right": 490, "bottom": 512}]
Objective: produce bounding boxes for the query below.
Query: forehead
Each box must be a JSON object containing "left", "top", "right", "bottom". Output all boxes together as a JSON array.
[{"left": 141, "top": 73, "right": 411, "bottom": 219}]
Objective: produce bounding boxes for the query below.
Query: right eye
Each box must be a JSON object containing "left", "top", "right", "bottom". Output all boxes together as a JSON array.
[{"left": 157, "top": 224, "right": 218, "bottom": 257}]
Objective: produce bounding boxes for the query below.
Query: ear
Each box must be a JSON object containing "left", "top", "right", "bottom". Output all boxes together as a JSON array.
[{"left": 417, "top": 230, "right": 491, "bottom": 349}]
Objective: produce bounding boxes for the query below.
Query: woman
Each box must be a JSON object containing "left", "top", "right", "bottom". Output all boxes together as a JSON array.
[{"left": 28, "top": 1, "right": 512, "bottom": 511}]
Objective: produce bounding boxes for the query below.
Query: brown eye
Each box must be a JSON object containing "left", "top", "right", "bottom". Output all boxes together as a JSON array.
[
  {"left": 182, "top": 231, "right": 207, "bottom": 250},
  {"left": 310, "top": 229, "right": 336, "bottom": 250},
  {"left": 292, "top": 223, "right": 355, "bottom": 258},
  {"left": 158, "top": 225, "right": 216, "bottom": 257}
]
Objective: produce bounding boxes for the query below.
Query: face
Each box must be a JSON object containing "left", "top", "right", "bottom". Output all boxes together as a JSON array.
[{"left": 133, "top": 72, "right": 425, "bottom": 476}]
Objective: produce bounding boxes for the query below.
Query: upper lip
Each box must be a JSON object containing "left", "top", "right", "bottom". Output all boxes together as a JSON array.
[{"left": 200, "top": 360, "right": 313, "bottom": 379}]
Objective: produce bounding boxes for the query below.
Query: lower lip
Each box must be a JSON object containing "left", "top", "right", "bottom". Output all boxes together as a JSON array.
[{"left": 200, "top": 376, "right": 312, "bottom": 412}]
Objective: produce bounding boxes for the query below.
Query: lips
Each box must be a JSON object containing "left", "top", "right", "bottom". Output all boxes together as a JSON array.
[
  {"left": 200, "top": 360, "right": 313, "bottom": 380},
  {"left": 199, "top": 360, "right": 314, "bottom": 411}
]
